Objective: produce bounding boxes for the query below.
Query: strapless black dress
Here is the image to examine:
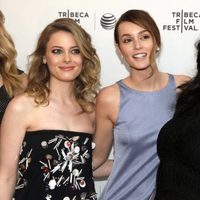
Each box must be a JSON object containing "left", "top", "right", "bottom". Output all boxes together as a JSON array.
[{"left": 13, "top": 130, "right": 96, "bottom": 200}]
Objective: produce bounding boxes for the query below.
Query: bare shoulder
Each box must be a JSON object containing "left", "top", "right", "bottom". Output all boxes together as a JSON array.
[
  {"left": 1, "top": 93, "right": 35, "bottom": 131},
  {"left": 97, "top": 83, "right": 120, "bottom": 105},
  {"left": 96, "top": 84, "right": 120, "bottom": 123},
  {"left": 6, "top": 93, "right": 33, "bottom": 115},
  {"left": 173, "top": 74, "right": 191, "bottom": 87}
]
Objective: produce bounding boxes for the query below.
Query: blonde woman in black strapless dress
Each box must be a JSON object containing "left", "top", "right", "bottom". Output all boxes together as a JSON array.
[{"left": 0, "top": 17, "right": 100, "bottom": 200}]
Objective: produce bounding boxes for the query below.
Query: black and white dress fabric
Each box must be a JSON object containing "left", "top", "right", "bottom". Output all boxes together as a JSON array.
[{"left": 13, "top": 130, "right": 97, "bottom": 200}]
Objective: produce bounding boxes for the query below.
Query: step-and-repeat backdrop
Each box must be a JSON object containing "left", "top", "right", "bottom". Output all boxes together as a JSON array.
[{"left": 2, "top": 0, "right": 200, "bottom": 197}]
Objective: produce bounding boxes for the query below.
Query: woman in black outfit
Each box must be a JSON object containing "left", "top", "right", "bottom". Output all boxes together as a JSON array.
[{"left": 155, "top": 40, "right": 200, "bottom": 200}]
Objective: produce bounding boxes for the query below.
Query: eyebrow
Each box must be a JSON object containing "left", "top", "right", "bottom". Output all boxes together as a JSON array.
[
  {"left": 121, "top": 30, "right": 149, "bottom": 37},
  {"left": 51, "top": 45, "right": 62, "bottom": 49},
  {"left": 50, "top": 45, "right": 79, "bottom": 49}
]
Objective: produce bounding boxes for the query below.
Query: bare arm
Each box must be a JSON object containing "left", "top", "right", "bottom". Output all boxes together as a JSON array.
[
  {"left": 93, "top": 159, "right": 113, "bottom": 178},
  {"left": 92, "top": 85, "right": 119, "bottom": 171},
  {"left": 174, "top": 74, "right": 191, "bottom": 91},
  {"left": 0, "top": 95, "right": 28, "bottom": 200}
]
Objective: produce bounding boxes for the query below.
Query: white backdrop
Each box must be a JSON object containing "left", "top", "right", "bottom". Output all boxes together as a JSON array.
[{"left": 1, "top": 0, "right": 200, "bottom": 197}]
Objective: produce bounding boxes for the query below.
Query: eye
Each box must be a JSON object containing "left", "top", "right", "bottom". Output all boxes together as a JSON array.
[
  {"left": 71, "top": 48, "right": 81, "bottom": 55},
  {"left": 122, "top": 37, "right": 132, "bottom": 44},
  {"left": 51, "top": 48, "right": 63, "bottom": 54},
  {"left": 140, "top": 33, "right": 151, "bottom": 40}
]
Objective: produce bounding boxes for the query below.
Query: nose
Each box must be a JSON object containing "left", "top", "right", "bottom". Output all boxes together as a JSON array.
[
  {"left": 134, "top": 38, "right": 142, "bottom": 50},
  {"left": 64, "top": 52, "right": 71, "bottom": 63}
]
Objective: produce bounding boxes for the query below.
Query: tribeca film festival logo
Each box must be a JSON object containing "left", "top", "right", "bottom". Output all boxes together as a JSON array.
[
  {"left": 58, "top": 10, "right": 89, "bottom": 24},
  {"left": 100, "top": 13, "right": 117, "bottom": 30},
  {"left": 163, "top": 10, "right": 200, "bottom": 33},
  {"left": 58, "top": 10, "right": 116, "bottom": 30}
]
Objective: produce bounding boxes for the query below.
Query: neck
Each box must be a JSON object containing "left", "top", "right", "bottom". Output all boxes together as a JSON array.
[
  {"left": 126, "top": 70, "right": 165, "bottom": 92},
  {"left": 49, "top": 80, "right": 75, "bottom": 103}
]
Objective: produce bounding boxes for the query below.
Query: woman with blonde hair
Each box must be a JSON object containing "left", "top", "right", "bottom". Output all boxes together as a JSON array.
[
  {"left": 0, "top": 17, "right": 100, "bottom": 200},
  {"left": 0, "top": 10, "right": 26, "bottom": 125}
]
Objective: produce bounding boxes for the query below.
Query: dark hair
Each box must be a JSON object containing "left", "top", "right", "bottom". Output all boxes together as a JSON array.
[
  {"left": 114, "top": 9, "right": 161, "bottom": 75},
  {"left": 114, "top": 9, "right": 161, "bottom": 49},
  {"left": 175, "top": 40, "right": 200, "bottom": 116}
]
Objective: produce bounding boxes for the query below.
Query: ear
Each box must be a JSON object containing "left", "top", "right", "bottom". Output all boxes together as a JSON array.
[{"left": 43, "top": 57, "right": 47, "bottom": 64}]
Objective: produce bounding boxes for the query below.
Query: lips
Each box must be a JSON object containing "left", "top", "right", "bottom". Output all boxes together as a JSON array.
[
  {"left": 59, "top": 66, "right": 75, "bottom": 71},
  {"left": 132, "top": 53, "right": 147, "bottom": 59}
]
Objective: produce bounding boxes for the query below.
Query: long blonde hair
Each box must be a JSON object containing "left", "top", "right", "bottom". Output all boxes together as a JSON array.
[
  {"left": 0, "top": 10, "right": 23, "bottom": 97},
  {"left": 26, "top": 18, "right": 101, "bottom": 113}
]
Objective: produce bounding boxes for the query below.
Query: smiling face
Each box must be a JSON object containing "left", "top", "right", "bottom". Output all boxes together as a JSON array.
[
  {"left": 117, "top": 21, "right": 157, "bottom": 71},
  {"left": 44, "top": 30, "right": 83, "bottom": 83}
]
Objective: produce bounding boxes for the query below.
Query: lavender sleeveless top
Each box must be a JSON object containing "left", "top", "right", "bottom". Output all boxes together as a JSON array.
[{"left": 100, "top": 74, "right": 176, "bottom": 200}]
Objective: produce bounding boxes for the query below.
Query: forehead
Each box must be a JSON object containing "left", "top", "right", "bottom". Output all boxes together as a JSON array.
[
  {"left": 118, "top": 21, "right": 148, "bottom": 36},
  {"left": 47, "top": 30, "right": 77, "bottom": 47}
]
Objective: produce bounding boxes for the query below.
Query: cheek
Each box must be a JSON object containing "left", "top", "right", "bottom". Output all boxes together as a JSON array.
[
  {"left": 75, "top": 57, "right": 83, "bottom": 68},
  {"left": 47, "top": 57, "right": 61, "bottom": 66},
  {"left": 118, "top": 47, "right": 128, "bottom": 58},
  {"left": 46, "top": 57, "right": 60, "bottom": 73},
  {"left": 148, "top": 41, "right": 155, "bottom": 51},
  {"left": 122, "top": 50, "right": 132, "bottom": 61},
  {"left": 79, "top": 60, "right": 83, "bottom": 68},
  {"left": 120, "top": 44, "right": 132, "bottom": 54}
]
